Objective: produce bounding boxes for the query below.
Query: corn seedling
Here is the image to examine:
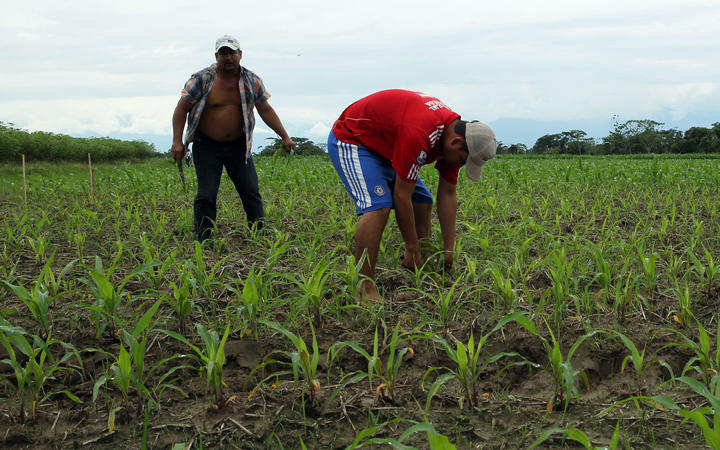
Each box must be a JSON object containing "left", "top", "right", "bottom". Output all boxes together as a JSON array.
[
  {"left": 663, "top": 315, "right": 720, "bottom": 391},
  {"left": 639, "top": 251, "right": 660, "bottom": 293},
  {"left": 691, "top": 246, "right": 719, "bottom": 296},
  {"left": 423, "top": 311, "right": 534, "bottom": 412},
  {"left": 285, "top": 254, "right": 334, "bottom": 323},
  {"left": 514, "top": 315, "right": 596, "bottom": 411},
  {"left": 251, "top": 319, "right": 321, "bottom": 405},
  {"left": 81, "top": 255, "right": 156, "bottom": 339},
  {"left": 3, "top": 279, "right": 53, "bottom": 335},
  {"left": 604, "top": 329, "right": 662, "bottom": 386},
  {"left": 0, "top": 319, "right": 83, "bottom": 424},
  {"left": 327, "top": 326, "right": 383, "bottom": 392},
  {"left": 346, "top": 419, "right": 457, "bottom": 450},
  {"left": 672, "top": 281, "right": 692, "bottom": 328},
  {"left": 161, "top": 322, "right": 231, "bottom": 408},
  {"left": 529, "top": 420, "right": 621, "bottom": 449},
  {"left": 226, "top": 267, "right": 263, "bottom": 339},
  {"left": 377, "top": 322, "right": 415, "bottom": 403},
  {"left": 484, "top": 261, "right": 517, "bottom": 311},
  {"left": 164, "top": 274, "right": 194, "bottom": 334},
  {"left": 93, "top": 300, "right": 187, "bottom": 419},
  {"left": 189, "top": 240, "right": 229, "bottom": 300}
]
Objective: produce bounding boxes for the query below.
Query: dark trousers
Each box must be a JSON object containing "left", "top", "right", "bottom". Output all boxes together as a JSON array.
[{"left": 192, "top": 132, "right": 264, "bottom": 241}]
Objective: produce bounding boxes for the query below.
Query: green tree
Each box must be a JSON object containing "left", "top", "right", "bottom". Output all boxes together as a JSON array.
[
  {"left": 674, "top": 127, "right": 720, "bottom": 154},
  {"left": 602, "top": 118, "right": 664, "bottom": 154},
  {"left": 257, "top": 137, "right": 326, "bottom": 156},
  {"left": 531, "top": 133, "right": 564, "bottom": 154}
]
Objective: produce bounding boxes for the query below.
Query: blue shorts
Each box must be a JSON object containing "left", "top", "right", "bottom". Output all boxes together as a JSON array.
[{"left": 328, "top": 130, "right": 433, "bottom": 215}]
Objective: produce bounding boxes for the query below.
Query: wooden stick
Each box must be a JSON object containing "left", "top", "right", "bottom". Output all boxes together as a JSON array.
[
  {"left": 22, "top": 154, "right": 27, "bottom": 207},
  {"left": 88, "top": 153, "right": 95, "bottom": 201}
]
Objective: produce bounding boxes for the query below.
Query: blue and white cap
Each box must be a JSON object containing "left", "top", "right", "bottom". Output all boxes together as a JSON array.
[{"left": 215, "top": 35, "right": 240, "bottom": 52}]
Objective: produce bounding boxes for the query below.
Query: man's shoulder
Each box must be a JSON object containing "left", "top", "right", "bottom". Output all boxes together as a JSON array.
[
  {"left": 190, "top": 65, "right": 216, "bottom": 79},
  {"left": 239, "top": 65, "right": 263, "bottom": 82}
]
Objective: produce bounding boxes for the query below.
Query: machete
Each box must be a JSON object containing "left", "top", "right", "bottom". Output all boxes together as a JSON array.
[{"left": 177, "top": 148, "right": 191, "bottom": 195}]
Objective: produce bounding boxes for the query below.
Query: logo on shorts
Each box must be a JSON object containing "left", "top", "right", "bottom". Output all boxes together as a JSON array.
[
  {"left": 374, "top": 185, "right": 386, "bottom": 196},
  {"left": 417, "top": 151, "right": 427, "bottom": 165}
]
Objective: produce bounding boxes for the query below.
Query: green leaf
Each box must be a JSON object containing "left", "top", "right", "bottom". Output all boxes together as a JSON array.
[{"left": 427, "top": 431, "right": 456, "bottom": 450}]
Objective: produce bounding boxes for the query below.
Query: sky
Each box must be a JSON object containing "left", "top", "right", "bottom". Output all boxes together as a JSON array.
[{"left": 1, "top": 0, "right": 719, "bottom": 152}]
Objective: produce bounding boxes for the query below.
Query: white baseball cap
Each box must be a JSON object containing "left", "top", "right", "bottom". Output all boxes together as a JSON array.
[
  {"left": 464, "top": 122, "right": 497, "bottom": 181},
  {"left": 215, "top": 35, "right": 240, "bottom": 52}
]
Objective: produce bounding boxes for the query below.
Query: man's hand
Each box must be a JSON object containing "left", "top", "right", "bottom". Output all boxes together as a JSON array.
[
  {"left": 171, "top": 142, "right": 186, "bottom": 163},
  {"left": 400, "top": 247, "right": 423, "bottom": 270},
  {"left": 282, "top": 137, "right": 296, "bottom": 153}
]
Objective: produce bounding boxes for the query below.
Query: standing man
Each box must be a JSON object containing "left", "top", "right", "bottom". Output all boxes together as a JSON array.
[
  {"left": 328, "top": 89, "right": 497, "bottom": 302},
  {"left": 171, "top": 35, "right": 295, "bottom": 242}
]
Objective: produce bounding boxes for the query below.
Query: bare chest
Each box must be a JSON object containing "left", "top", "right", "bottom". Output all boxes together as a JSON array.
[{"left": 206, "top": 78, "right": 242, "bottom": 108}]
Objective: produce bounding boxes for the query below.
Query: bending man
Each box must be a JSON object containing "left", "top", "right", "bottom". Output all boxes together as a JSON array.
[{"left": 328, "top": 89, "right": 496, "bottom": 302}]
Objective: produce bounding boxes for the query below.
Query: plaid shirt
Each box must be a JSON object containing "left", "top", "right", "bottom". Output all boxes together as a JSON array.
[{"left": 181, "top": 63, "right": 270, "bottom": 159}]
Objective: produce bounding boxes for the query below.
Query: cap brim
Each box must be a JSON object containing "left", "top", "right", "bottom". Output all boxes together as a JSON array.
[
  {"left": 465, "top": 159, "right": 485, "bottom": 181},
  {"left": 215, "top": 44, "right": 240, "bottom": 52}
]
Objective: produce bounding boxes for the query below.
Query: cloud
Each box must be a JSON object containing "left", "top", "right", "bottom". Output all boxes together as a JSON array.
[
  {"left": 0, "top": 96, "right": 178, "bottom": 135},
  {"left": 307, "top": 122, "right": 331, "bottom": 136},
  {"left": 2, "top": 0, "right": 719, "bottom": 149}
]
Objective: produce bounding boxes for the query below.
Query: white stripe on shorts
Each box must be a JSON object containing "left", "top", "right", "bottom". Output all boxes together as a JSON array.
[{"left": 338, "top": 141, "right": 371, "bottom": 210}]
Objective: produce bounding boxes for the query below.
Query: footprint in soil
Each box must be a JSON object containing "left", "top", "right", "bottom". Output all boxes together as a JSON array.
[{"left": 224, "top": 339, "right": 262, "bottom": 369}]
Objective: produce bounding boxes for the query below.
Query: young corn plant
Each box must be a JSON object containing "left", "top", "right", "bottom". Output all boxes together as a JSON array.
[
  {"left": 336, "top": 253, "right": 367, "bottom": 304},
  {"left": 328, "top": 322, "right": 426, "bottom": 404},
  {"left": 327, "top": 326, "right": 383, "bottom": 393},
  {"left": 189, "top": 240, "right": 229, "bottom": 301},
  {"left": 529, "top": 421, "right": 622, "bottom": 450},
  {"left": 584, "top": 240, "right": 613, "bottom": 295},
  {"left": 639, "top": 251, "right": 660, "bottom": 294},
  {"left": 164, "top": 272, "right": 195, "bottom": 334},
  {"left": 544, "top": 245, "right": 577, "bottom": 327},
  {"left": 0, "top": 319, "right": 84, "bottom": 424},
  {"left": 37, "top": 251, "right": 79, "bottom": 299},
  {"left": 672, "top": 376, "right": 720, "bottom": 449},
  {"left": 161, "top": 322, "right": 232, "bottom": 409},
  {"left": 484, "top": 261, "right": 517, "bottom": 311},
  {"left": 3, "top": 279, "right": 53, "bottom": 335},
  {"left": 250, "top": 319, "right": 321, "bottom": 406},
  {"left": 603, "top": 329, "right": 663, "bottom": 387},
  {"left": 286, "top": 254, "right": 334, "bottom": 323},
  {"left": 226, "top": 267, "right": 263, "bottom": 339},
  {"left": 264, "top": 231, "right": 289, "bottom": 271},
  {"left": 423, "top": 311, "right": 534, "bottom": 412},
  {"left": 672, "top": 281, "right": 693, "bottom": 328},
  {"left": 93, "top": 300, "right": 187, "bottom": 421},
  {"left": 663, "top": 315, "right": 720, "bottom": 392},
  {"left": 81, "top": 255, "right": 155, "bottom": 339},
  {"left": 345, "top": 420, "right": 457, "bottom": 450},
  {"left": 514, "top": 315, "right": 596, "bottom": 412},
  {"left": 691, "top": 246, "right": 719, "bottom": 297},
  {"left": 420, "top": 274, "right": 470, "bottom": 329}
]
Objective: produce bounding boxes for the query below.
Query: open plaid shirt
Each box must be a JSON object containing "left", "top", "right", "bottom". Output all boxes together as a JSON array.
[{"left": 181, "top": 63, "right": 270, "bottom": 160}]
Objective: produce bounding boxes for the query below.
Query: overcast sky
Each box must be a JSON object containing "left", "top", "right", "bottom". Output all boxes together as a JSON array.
[{"left": 1, "top": 0, "right": 719, "bottom": 151}]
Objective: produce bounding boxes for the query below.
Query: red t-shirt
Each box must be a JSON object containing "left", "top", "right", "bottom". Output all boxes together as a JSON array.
[{"left": 332, "top": 89, "right": 461, "bottom": 184}]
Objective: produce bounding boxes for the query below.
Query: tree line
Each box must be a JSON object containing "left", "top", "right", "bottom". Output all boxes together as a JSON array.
[
  {"left": 257, "top": 137, "right": 327, "bottom": 156},
  {"left": 499, "top": 119, "right": 720, "bottom": 155},
  {"left": 0, "top": 122, "right": 158, "bottom": 162}
]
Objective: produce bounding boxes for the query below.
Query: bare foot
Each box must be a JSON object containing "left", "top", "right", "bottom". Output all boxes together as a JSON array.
[{"left": 357, "top": 280, "right": 385, "bottom": 304}]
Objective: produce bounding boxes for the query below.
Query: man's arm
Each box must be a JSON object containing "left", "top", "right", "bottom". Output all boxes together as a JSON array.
[
  {"left": 436, "top": 176, "right": 458, "bottom": 267},
  {"left": 171, "top": 98, "right": 193, "bottom": 162},
  {"left": 255, "top": 100, "right": 296, "bottom": 152},
  {"left": 394, "top": 176, "right": 423, "bottom": 269}
]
